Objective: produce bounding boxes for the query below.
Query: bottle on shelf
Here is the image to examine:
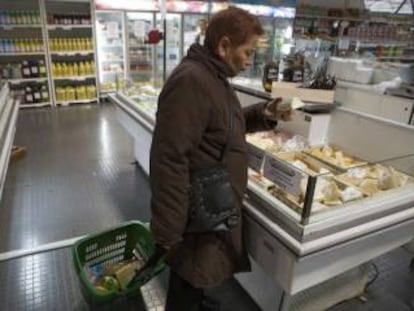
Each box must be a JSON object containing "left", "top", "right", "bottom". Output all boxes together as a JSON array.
[
  {"left": 39, "top": 60, "right": 46, "bottom": 77},
  {"left": 21, "top": 61, "right": 31, "bottom": 78},
  {"left": 41, "top": 85, "right": 49, "bottom": 103},
  {"left": 29, "top": 60, "right": 39, "bottom": 78},
  {"left": 1, "top": 63, "right": 11, "bottom": 79},
  {"left": 12, "top": 63, "right": 22, "bottom": 79},
  {"left": 33, "top": 85, "right": 41, "bottom": 103},
  {"left": 25, "top": 86, "right": 34, "bottom": 104}
]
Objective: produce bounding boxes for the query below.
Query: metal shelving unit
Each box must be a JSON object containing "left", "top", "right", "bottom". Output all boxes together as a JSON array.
[
  {"left": 95, "top": 10, "right": 126, "bottom": 95},
  {"left": 45, "top": 0, "right": 99, "bottom": 106},
  {"left": 0, "top": 0, "right": 52, "bottom": 109}
]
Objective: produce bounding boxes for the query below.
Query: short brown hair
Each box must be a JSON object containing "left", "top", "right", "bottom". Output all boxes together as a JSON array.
[{"left": 205, "top": 7, "right": 264, "bottom": 52}]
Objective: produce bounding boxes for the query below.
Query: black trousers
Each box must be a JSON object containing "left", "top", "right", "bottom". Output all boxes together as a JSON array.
[{"left": 165, "top": 270, "right": 220, "bottom": 311}]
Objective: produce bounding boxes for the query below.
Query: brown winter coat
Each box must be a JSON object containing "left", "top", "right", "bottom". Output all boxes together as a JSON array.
[{"left": 150, "top": 44, "right": 276, "bottom": 288}]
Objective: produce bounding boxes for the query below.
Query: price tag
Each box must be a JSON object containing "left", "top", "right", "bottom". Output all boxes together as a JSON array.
[
  {"left": 247, "top": 143, "right": 265, "bottom": 173},
  {"left": 263, "top": 154, "right": 302, "bottom": 196},
  {"left": 134, "top": 21, "right": 146, "bottom": 39},
  {"left": 106, "top": 21, "right": 119, "bottom": 39}
]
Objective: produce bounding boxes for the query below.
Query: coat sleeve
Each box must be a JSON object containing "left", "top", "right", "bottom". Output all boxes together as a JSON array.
[
  {"left": 243, "top": 102, "right": 278, "bottom": 133},
  {"left": 150, "top": 71, "right": 211, "bottom": 248}
]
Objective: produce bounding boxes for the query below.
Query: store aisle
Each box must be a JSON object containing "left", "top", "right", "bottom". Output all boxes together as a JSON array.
[
  {"left": 1, "top": 103, "right": 414, "bottom": 311},
  {"left": 0, "top": 104, "right": 152, "bottom": 253}
]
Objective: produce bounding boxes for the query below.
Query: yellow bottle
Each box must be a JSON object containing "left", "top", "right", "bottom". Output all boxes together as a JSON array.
[
  {"left": 70, "top": 86, "right": 76, "bottom": 101},
  {"left": 73, "top": 62, "right": 79, "bottom": 76},
  {"left": 55, "top": 39, "right": 60, "bottom": 51},
  {"left": 87, "top": 85, "right": 96, "bottom": 99},
  {"left": 56, "top": 87, "right": 62, "bottom": 101},
  {"left": 61, "top": 63, "right": 67, "bottom": 77},
  {"left": 66, "top": 63, "right": 73, "bottom": 76},
  {"left": 83, "top": 62, "right": 91, "bottom": 75},
  {"left": 78, "top": 61, "right": 85, "bottom": 76},
  {"left": 90, "top": 61, "right": 95, "bottom": 74}
]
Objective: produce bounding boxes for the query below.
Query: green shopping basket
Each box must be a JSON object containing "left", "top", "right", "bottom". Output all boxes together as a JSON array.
[{"left": 72, "top": 220, "right": 166, "bottom": 305}]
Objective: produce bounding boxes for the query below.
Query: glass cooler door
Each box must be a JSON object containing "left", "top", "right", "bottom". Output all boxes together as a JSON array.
[
  {"left": 95, "top": 11, "right": 125, "bottom": 94},
  {"left": 155, "top": 13, "right": 181, "bottom": 82},
  {"left": 126, "top": 12, "right": 154, "bottom": 86}
]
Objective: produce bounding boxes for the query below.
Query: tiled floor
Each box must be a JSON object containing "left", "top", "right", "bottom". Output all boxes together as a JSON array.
[{"left": 0, "top": 104, "right": 414, "bottom": 311}]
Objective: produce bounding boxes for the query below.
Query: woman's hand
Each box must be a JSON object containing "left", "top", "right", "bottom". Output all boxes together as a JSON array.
[{"left": 264, "top": 97, "right": 293, "bottom": 122}]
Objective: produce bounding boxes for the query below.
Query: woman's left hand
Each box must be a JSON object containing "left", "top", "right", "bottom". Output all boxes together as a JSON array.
[{"left": 264, "top": 97, "right": 293, "bottom": 122}]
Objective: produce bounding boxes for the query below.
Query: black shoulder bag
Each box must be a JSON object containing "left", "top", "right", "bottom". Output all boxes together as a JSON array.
[{"left": 186, "top": 101, "right": 239, "bottom": 233}]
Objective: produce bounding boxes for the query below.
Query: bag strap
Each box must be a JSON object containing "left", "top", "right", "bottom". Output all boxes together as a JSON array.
[{"left": 219, "top": 94, "right": 234, "bottom": 163}]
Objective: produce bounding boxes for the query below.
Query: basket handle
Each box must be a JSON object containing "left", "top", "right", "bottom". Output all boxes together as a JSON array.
[{"left": 128, "top": 244, "right": 166, "bottom": 288}]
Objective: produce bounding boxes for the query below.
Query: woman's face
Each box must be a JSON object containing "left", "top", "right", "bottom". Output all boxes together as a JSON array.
[{"left": 218, "top": 35, "right": 259, "bottom": 76}]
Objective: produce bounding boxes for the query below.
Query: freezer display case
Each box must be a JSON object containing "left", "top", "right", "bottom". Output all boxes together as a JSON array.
[
  {"left": 0, "top": 83, "right": 19, "bottom": 202},
  {"left": 246, "top": 131, "right": 414, "bottom": 227},
  {"left": 244, "top": 17, "right": 274, "bottom": 78},
  {"left": 155, "top": 13, "right": 181, "bottom": 81},
  {"left": 183, "top": 13, "right": 208, "bottom": 55},
  {"left": 126, "top": 12, "right": 154, "bottom": 85},
  {"left": 95, "top": 11, "right": 125, "bottom": 94}
]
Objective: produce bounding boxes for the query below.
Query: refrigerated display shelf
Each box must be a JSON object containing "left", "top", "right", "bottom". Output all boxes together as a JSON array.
[
  {"left": 47, "top": 24, "right": 92, "bottom": 30},
  {"left": 295, "top": 14, "right": 414, "bottom": 25},
  {"left": 8, "top": 78, "right": 48, "bottom": 84},
  {"left": 20, "top": 102, "right": 51, "bottom": 109},
  {"left": 101, "top": 44, "right": 123, "bottom": 48},
  {"left": 101, "top": 59, "right": 124, "bottom": 62},
  {"left": 56, "top": 98, "right": 98, "bottom": 106},
  {"left": 0, "top": 52, "right": 44, "bottom": 56},
  {"left": 378, "top": 56, "right": 414, "bottom": 61},
  {"left": 129, "top": 70, "right": 152, "bottom": 74},
  {"left": 50, "top": 51, "right": 94, "bottom": 56},
  {"left": 102, "top": 71, "right": 123, "bottom": 74},
  {"left": 54, "top": 75, "right": 95, "bottom": 81},
  {"left": 0, "top": 24, "right": 42, "bottom": 29}
]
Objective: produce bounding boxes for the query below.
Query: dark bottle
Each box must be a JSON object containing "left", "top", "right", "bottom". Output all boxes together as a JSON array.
[
  {"left": 262, "top": 61, "right": 279, "bottom": 93},
  {"left": 29, "top": 60, "right": 39, "bottom": 78},
  {"left": 21, "top": 60, "right": 31, "bottom": 78},
  {"left": 33, "top": 85, "right": 42, "bottom": 103},
  {"left": 25, "top": 86, "right": 34, "bottom": 104}
]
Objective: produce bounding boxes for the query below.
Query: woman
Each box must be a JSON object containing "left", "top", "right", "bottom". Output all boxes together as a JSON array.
[{"left": 150, "top": 7, "right": 291, "bottom": 311}]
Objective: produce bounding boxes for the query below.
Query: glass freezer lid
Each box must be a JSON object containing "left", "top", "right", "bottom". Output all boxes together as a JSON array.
[{"left": 246, "top": 130, "right": 414, "bottom": 226}]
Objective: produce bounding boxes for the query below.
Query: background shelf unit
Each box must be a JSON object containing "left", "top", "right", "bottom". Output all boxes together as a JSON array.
[
  {"left": 0, "top": 0, "right": 52, "bottom": 108},
  {"left": 45, "top": 0, "right": 98, "bottom": 106}
]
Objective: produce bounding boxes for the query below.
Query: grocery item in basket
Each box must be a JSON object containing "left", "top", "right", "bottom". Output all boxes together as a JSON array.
[
  {"left": 85, "top": 257, "right": 145, "bottom": 293},
  {"left": 101, "top": 276, "right": 120, "bottom": 291}
]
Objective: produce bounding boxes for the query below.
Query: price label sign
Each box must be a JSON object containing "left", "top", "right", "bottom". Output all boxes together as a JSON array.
[
  {"left": 107, "top": 21, "right": 119, "bottom": 39},
  {"left": 134, "top": 20, "right": 146, "bottom": 39},
  {"left": 263, "top": 154, "right": 302, "bottom": 196},
  {"left": 247, "top": 143, "right": 265, "bottom": 173}
]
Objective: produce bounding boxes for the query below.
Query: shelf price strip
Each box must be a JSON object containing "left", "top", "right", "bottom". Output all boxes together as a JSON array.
[
  {"left": 263, "top": 154, "right": 302, "bottom": 197},
  {"left": 247, "top": 143, "right": 265, "bottom": 174}
]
